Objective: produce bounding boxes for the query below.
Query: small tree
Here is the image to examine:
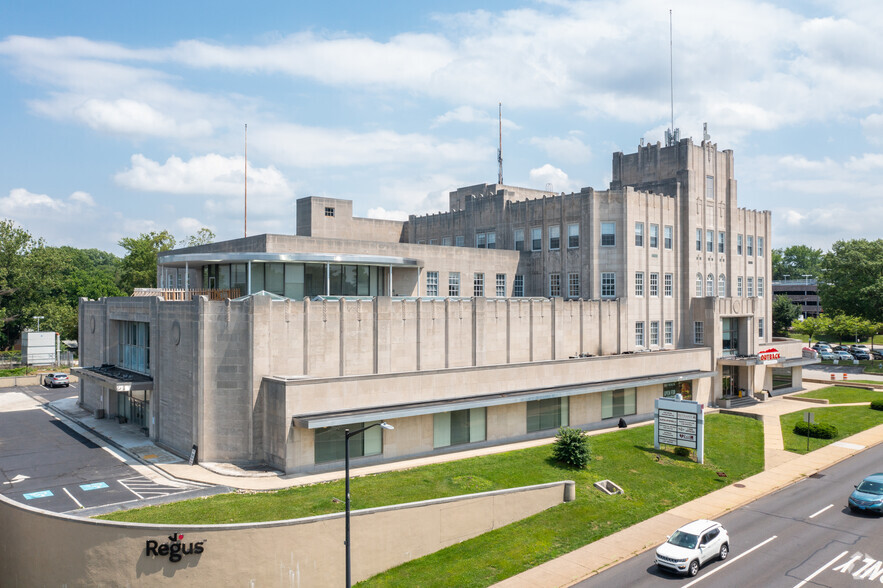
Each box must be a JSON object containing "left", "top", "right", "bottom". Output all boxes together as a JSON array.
[
  {"left": 552, "top": 427, "right": 591, "bottom": 469},
  {"left": 772, "top": 295, "right": 800, "bottom": 337}
]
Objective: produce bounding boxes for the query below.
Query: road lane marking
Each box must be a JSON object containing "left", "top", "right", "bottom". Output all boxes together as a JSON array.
[
  {"left": 793, "top": 550, "right": 849, "bottom": 588},
  {"left": 682, "top": 535, "right": 777, "bottom": 587},
  {"left": 62, "top": 487, "right": 84, "bottom": 509},
  {"left": 809, "top": 504, "right": 833, "bottom": 518}
]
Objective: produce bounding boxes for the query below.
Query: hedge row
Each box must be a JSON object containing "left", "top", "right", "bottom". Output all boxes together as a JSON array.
[{"left": 793, "top": 421, "right": 838, "bottom": 439}]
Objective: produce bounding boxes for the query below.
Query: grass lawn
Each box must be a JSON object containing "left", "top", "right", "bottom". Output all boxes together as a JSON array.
[
  {"left": 794, "top": 386, "right": 883, "bottom": 403},
  {"left": 780, "top": 406, "right": 883, "bottom": 454},
  {"left": 102, "top": 414, "right": 764, "bottom": 587}
]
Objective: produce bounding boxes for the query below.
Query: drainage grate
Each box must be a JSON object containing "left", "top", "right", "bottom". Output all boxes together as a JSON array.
[{"left": 809, "top": 473, "right": 825, "bottom": 479}]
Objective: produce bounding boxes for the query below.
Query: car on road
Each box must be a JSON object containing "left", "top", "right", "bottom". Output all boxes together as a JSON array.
[
  {"left": 848, "top": 473, "right": 883, "bottom": 515},
  {"left": 42, "top": 372, "right": 69, "bottom": 388},
  {"left": 655, "top": 519, "right": 729, "bottom": 577},
  {"left": 818, "top": 350, "right": 838, "bottom": 360},
  {"left": 834, "top": 350, "right": 855, "bottom": 361}
]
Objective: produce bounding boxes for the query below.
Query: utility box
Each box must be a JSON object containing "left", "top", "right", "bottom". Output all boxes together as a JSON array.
[{"left": 22, "top": 331, "right": 56, "bottom": 366}]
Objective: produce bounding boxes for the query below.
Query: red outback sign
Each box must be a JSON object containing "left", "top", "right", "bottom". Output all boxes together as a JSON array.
[{"left": 758, "top": 348, "right": 781, "bottom": 362}]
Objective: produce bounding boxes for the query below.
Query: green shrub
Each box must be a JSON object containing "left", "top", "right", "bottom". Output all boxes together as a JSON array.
[
  {"left": 673, "top": 446, "right": 691, "bottom": 457},
  {"left": 552, "top": 427, "right": 591, "bottom": 468},
  {"left": 871, "top": 399, "right": 883, "bottom": 411},
  {"left": 793, "top": 421, "right": 838, "bottom": 439}
]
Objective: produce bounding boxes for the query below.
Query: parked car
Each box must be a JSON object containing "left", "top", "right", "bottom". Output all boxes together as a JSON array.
[
  {"left": 655, "top": 519, "right": 729, "bottom": 577},
  {"left": 848, "top": 473, "right": 883, "bottom": 515},
  {"left": 834, "top": 350, "right": 855, "bottom": 361},
  {"left": 42, "top": 372, "right": 69, "bottom": 388},
  {"left": 852, "top": 349, "right": 871, "bottom": 360},
  {"left": 833, "top": 345, "right": 850, "bottom": 353},
  {"left": 812, "top": 342, "right": 831, "bottom": 351},
  {"left": 819, "top": 350, "right": 838, "bottom": 360},
  {"left": 871, "top": 350, "right": 883, "bottom": 360}
]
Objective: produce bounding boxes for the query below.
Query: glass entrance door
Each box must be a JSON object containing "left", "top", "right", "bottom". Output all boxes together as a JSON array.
[{"left": 722, "top": 366, "right": 738, "bottom": 397}]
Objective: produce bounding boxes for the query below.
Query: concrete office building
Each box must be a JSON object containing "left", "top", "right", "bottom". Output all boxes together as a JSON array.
[{"left": 76, "top": 137, "right": 815, "bottom": 474}]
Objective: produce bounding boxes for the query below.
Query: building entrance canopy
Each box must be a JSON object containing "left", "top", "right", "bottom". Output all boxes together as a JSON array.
[{"left": 73, "top": 365, "right": 153, "bottom": 392}]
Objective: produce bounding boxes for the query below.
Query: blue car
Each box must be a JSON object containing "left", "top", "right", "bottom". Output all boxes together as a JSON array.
[{"left": 848, "top": 473, "right": 883, "bottom": 514}]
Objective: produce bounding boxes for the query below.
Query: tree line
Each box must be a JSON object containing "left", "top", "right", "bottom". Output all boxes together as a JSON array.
[{"left": 0, "top": 219, "right": 213, "bottom": 348}]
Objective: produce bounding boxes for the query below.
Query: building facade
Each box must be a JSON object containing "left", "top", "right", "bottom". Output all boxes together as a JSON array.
[
  {"left": 76, "top": 137, "right": 815, "bottom": 474},
  {"left": 772, "top": 278, "right": 821, "bottom": 318}
]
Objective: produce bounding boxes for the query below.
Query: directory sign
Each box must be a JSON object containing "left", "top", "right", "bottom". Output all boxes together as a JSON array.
[{"left": 654, "top": 396, "right": 704, "bottom": 463}]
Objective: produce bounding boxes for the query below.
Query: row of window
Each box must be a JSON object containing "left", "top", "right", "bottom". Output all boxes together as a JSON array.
[
  {"left": 693, "top": 275, "right": 765, "bottom": 298},
  {"left": 635, "top": 320, "right": 674, "bottom": 347},
  {"left": 634, "top": 272, "right": 674, "bottom": 297},
  {"left": 693, "top": 229, "right": 765, "bottom": 256},
  {"left": 689, "top": 318, "right": 765, "bottom": 347},
  {"left": 634, "top": 223, "right": 673, "bottom": 249},
  {"left": 313, "top": 390, "right": 638, "bottom": 463},
  {"left": 426, "top": 271, "right": 524, "bottom": 297}
]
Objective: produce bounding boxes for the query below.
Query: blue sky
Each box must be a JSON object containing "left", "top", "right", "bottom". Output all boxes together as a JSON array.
[{"left": 2, "top": 0, "right": 882, "bottom": 255}]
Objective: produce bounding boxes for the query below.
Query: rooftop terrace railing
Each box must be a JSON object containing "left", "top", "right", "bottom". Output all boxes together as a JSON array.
[{"left": 132, "top": 288, "right": 241, "bottom": 301}]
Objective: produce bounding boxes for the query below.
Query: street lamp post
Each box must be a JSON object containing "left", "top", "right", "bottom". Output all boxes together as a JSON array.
[
  {"left": 33, "top": 315, "right": 44, "bottom": 331},
  {"left": 345, "top": 420, "right": 394, "bottom": 588}
]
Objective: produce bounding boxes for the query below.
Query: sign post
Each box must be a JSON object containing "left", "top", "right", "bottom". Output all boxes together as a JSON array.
[
  {"left": 804, "top": 412, "right": 814, "bottom": 452},
  {"left": 654, "top": 396, "right": 704, "bottom": 463}
]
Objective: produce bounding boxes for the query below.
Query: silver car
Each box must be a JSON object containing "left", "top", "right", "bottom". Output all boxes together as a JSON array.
[{"left": 42, "top": 372, "right": 70, "bottom": 388}]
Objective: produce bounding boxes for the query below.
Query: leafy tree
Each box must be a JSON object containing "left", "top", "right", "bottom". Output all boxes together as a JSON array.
[
  {"left": 819, "top": 239, "right": 883, "bottom": 321},
  {"left": 118, "top": 230, "right": 176, "bottom": 293},
  {"left": 772, "top": 245, "right": 824, "bottom": 281},
  {"left": 0, "top": 220, "right": 43, "bottom": 348},
  {"left": 792, "top": 315, "right": 832, "bottom": 345},
  {"left": 552, "top": 427, "right": 591, "bottom": 469},
  {"left": 183, "top": 227, "right": 215, "bottom": 247},
  {"left": 772, "top": 295, "right": 800, "bottom": 337}
]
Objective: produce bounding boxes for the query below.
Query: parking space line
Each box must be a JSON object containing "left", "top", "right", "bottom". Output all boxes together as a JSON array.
[
  {"left": 809, "top": 504, "right": 833, "bottom": 519},
  {"left": 793, "top": 550, "right": 849, "bottom": 588},
  {"left": 62, "top": 487, "right": 84, "bottom": 509},
  {"left": 683, "top": 535, "right": 777, "bottom": 587},
  {"left": 101, "top": 446, "right": 128, "bottom": 462},
  {"left": 119, "top": 479, "right": 145, "bottom": 500}
]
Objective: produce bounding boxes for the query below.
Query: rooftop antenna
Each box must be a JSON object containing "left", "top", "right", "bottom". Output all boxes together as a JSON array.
[
  {"left": 665, "top": 10, "right": 680, "bottom": 147},
  {"left": 244, "top": 123, "right": 248, "bottom": 238},
  {"left": 497, "top": 103, "right": 503, "bottom": 185}
]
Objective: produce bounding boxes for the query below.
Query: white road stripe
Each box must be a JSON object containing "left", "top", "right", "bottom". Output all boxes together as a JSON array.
[
  {"left": 62, "top": 487, "right": 84, "bottom": 509},
  {"left": 809, "top": 504, "right": 833, "bottom": 519},
  {"left": 101, "top": 446, "right": 128, "bottom": 462},
  {"left": 118, "top": 479, "right": 145, "bottom": 500},
  {"left": 682, "top": 535, "right": 778, "bottom": 587},
  {"left": 793, "top": 550, "right": 849, "bottom": 588}
]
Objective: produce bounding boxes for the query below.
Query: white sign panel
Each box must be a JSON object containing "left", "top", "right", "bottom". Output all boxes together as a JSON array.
[{"left": 654, "top": 397, "right": 705, "bottom": 463}]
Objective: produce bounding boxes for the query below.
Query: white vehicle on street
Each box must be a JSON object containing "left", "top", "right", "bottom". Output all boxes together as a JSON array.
[{"left": 655, "top": 519, "right": 729, "bottom": 577}]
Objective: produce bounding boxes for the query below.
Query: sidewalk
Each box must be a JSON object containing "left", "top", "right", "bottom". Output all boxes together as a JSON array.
[{"left": 493, "top": 390, "right": 883, "bottom": 588}]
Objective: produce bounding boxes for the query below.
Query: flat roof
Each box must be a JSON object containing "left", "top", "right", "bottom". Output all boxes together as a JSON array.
[
  {"left": 73, "top": 365, "right": 153, "bottom": 392},
  {"left": 290, "top": 369, "right": 715, "bottom": 428},
  {"left": 157, "top": 251, "right": 423, "bottom": 269}
]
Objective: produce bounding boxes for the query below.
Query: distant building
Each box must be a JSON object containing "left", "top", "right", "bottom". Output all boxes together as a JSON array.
[{"left": 772, "top": 278, "right": 820, "bottom": 318}]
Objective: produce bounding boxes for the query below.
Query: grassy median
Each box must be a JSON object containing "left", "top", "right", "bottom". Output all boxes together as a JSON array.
[
  {"left": 794, "top": 385, "right": 883, "bottom": 404},
  {"left": 780, "top": 405, "right": 883, "bottom": 454}
]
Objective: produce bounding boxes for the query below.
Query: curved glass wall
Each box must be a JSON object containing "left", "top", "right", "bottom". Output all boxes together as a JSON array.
[{"left": 203, "top": 262, "right": 384, "bottom": 299}]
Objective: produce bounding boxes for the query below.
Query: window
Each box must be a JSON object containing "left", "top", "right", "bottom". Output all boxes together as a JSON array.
[
  {"left": 706, "top": 229, "right": 713, "bottom": 252},
  {"left": 706, "top": 175, "right": 714, "bottom": 199},
  {"left": 496, "top": 274, "right": 506, "bottom": 297},
  {"left": 635, "top": 321, "right": 645, "bottom": 347},
  {"left": 635, "top": 272, "right": 644, "bottom": 296},
  {"left": 718, "top": 274, "right": 726, "bottom": 297},
  {"left": 650, "top": 321, "right": 659, "bottom": 346},
  {"left": 650, "top": 272, "right": 659, "bottom": 297},
  {"left": 747, "top": 277, "right": 754, "bottom": 297},
  {"left": 455, "top": 235, "right": 464, "bottom": 247},
  {"left": 514, "top": 275, "right": 524, "bottom": 297},
  {"left": 549, "top": 273, "right": 561, "bottom": 297},
  {"left": 696, "top": 273, "right": 703, "bottom": 297},
  {"left": 448, "top": 272, "right": 460, "bottom": 296},
  {"left": 531, "top": 227, "right": 542, "bottom": 251},
  {"left": 602, "top": 388, "right": 636, "bottom": 419},
  {"left": 718, "top": 231, "right": 725, "bottom": 253},
  {"left": 487, "top": 232, "right": 496, "bottom": 249},
  {"left": 758, "top": 237, "right": 764, "bottom": 257},
  {"left": 635, "top": 222, "right": 644, "bottom": 247},
  {"left": 758, "top": 277, "right": 764, "bottom": 297},
  {"left": 417, "top": 240, "right": 425, "bottom": 245},
  {"left": 513, "top": 229, "right": 524, "bottom": 251},
  {"left": 601, "top": 222, "right": 616, "bottom": 246},
  {"left": 315, "top": 421, "right": 383, "bottom": 463},
  {"left": 442, "top": 236, "right": 452, "bottom": 246},
  {"left": 476, "top": 232, "right": 487, "bottom": 248},
  {"left": 474, "top": 273, "right": 484, "bottom": 297},
  {"left": 696, "top": 228, "right": 702, "bottom": 251},
  {"left": 568, "top": 273, "right": 580, "bottom": 298},
  {"left": 324, "top": 207, "right": 335, "bottom": 217},
  {"left": 568, "top": 224, "right": 579, "bottom": 248},
  {"left": 526, "top": 397, "right": 568, "bottom": 432},
  {"left": 664, "top": 225, "right": 673, "bottom": 249},
  {"left": 706, "top": 273, "right": 714, "bottom": 297},
  {"left": 650, "top": 224, "right": 659, "bottom": 248},
  {"left": 426, "top": 271, "right": 439, "bottom": 297},
  {"left": 737, "top": 276, "right": 743, "bottom": 297},
  {"left": 664, "top": 273, "right": 673, "bottom": 297},
  {"left": 601, "top": 272, "right": 615, "bottom": 297},
  {"left": 118, "top": 321, "right": 150, "bottom": 374},
  {"left": 694, "top": 321, "right": 704, "bottom": 345},
  {"left": 429, "top": 239, "right": 437, "bottom": 245},
  {"left": 549, "top": 226, "right": 560, "bottom": 250},
  {"left": 722, "top": 317, "right": 739, "bottom": 357},
  {"left": 433, "top": 408, "right": 486, "bottom": 448},
  {"left": 737, "top": 234, "right": 743, "bottom": 255},
  {"left": 664, "top": 320, "right": 673, "bottom": 345},
  {"left": 759, "top": 318, "right": 765, "bottom": 339},
  {"left": 747, "top": 235, "right": 754, "bottom": 256}
]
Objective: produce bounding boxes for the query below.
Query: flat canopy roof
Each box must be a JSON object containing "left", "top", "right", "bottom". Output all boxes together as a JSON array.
[
  {"left": 73, "top": 365, "right": 153, "bottom": 392},
  {"left": 157, "top": 251, "right": 422, "bottom": 269},
  {"left": 291, "top": 369, "right": 715, "bottom": 429}
]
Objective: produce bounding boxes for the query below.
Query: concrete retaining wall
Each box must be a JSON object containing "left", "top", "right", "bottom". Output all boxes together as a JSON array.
[
  {"left": 0, "top": 374, "right": 79, "bottom": 388},
  {"left": 0, "top": 480, "right": 574, "bottom": 587}
]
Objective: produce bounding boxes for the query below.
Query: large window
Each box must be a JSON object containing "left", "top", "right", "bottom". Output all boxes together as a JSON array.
[
  {"left": 718, "top": 231, "right": 725, "bottom": 253},
  {"left": 737, "top": 276, "right": 743, "bottom": 296},
  {"left": 635, "top": 222, "right": 644, "bottom": 247},
  {"left": 549, "top": 226, "right": 560, "bottom": 250},
  {"left": 635, "top": 321, "right": 645, "bottom": 347},
  {"left": 718, "top": 274, "right": 726, "bottom": 297},
  {"left": 706, "top": 230, "right": 714, "bottom": 252},
  {"left": 664, "top": 273, "right": 673, "bottom": 297},
  {"left": 696, "top": 228, "right": 702, "bottom": 251},
  {"left": 635, "top": 272, "right": 644, "bottom": 297},
  {"left": 568, "top": 224, "right": 580, "bottom": 248},
  {"left": 722, "top": 317, "right": 739, "bottom": 357},
  {"left": 449, "top": 272, "right": 460, "bottom": 297},
  {"left": 487, "top": 232, "right": 496, "bottom": 249},
  {"left": 549, "top": 273, "right": 561, "bottom": 297},
  {"left": 759, "top": 317, "right": 765, "bottom": 339},
  {"left": 706, "top": 175, "right": 714, "bottom": 199},
  {"left": 665, "top": 320, "right": 673, "bottom": 345},
  {"left": 526, "top": 397, "right": 568, "bottom": 432},
  {"left": 747, "top": 277, "right": 754, "bottom": 297},
  {"left": 772, "top": 367, "right": 792, "bottom": 390},
  {"left": 426, "top": 271, "right": 439, "bottom": 297},
  {"left": 568, "top": 273, "right": 580, "bottom": 298},
  {"left": 696, "top": 273, "right": 703, "bottom": 297},
  {"left": 496, "top": 274, "right": 506, "bottom": 297},
  {"left": 514, "top": 275, "right": 524, "bottom": 297},
  {"left": 650, "top": 321, "right": 659, "bottom": 346},
  {"left": 706, "top": 273, "right": 714, "bottom": 297},
  {"left": 737, "top": 234, "right": 743, "bottom": 255},
  {"left": 474, "top": 273, "right": 484, "bottom": 297},
  {"left": 601, "top": 272, "right": 615, "bottom": 297},
  {"left": 315, "top": 422, "right": 383, "bottom": 463},
  {"left": 118, "top": 321, "right": 149, "bottom": 374},
  {"left": 694, "top": 321, "right": 704, "bottom": 345},
  {"left": 758, "top": 277, "right": 764, "bottom": 297},
  {"left": 758, "top": 237, "right": 764, "bottom": 256},
  {"left": 433, "top": 408, "right": 486, "bottom": 448},
  {"left": 476, "top": 232, "right": 487, "bottom": 248},
  {"left": 650, "top": 224, "right": 659, "bottom": 248},
  {"left": 650, "top": 273, "right": 659, "bottom": 297},
  {"left": 664, "top": 225, "right": 673, "bottom": 249},
  {"left": 513, "top": 229, "right": 524, "bottom": 251},
  {"left": 602, "top": 388, "right": 636, "bottom": 419},
  {"left": 747, "top": 235, "right": 754, "bottom": 256},
  {"left": 601, "top": 222, "right": 616, "bottom": 246},
  {"left": 531, "top": 227, "right": 542, "bottom": 251},
  {"left": 455, "top": 235, "right": 464, "bottom": 247},
  {"left": 442, "top": 236, "right": 452, "bottom": 246}
]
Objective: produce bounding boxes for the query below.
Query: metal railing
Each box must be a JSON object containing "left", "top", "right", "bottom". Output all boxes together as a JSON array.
[{"left": 133, "top": 288, "right": 241, "bottom": 301}]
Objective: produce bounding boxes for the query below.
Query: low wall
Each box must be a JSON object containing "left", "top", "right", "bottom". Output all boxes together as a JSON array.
[
  {"left": 0, "top": 373, "right": 79, "bottom": 388},
  {"left": 0, "top": 480, "right": 574, "bottom": 587}
]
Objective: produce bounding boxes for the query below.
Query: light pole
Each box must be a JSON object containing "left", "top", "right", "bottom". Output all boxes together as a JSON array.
[
  {"left": 345, "top": 421, "right": 394, "bottom": 587},
  {"left": 33, "top": 315, "right": 44, "bottom": 331}
]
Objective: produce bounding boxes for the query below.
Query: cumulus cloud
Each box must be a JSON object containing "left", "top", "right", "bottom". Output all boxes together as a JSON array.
[
  {"left": 528, "top": 164, "right": 577, "bottom": 193},
  {"left": 0, "top": 188, "right": 96, "bottom": 216},
  {"left": 366, "top": 207, "right": 410, "bottom": 222},
  {"left": 432, "top": 105, "right": 520, "bottom": 130},
  {"left": 73, "top": 98, "right": 212, "bottom": 138}
]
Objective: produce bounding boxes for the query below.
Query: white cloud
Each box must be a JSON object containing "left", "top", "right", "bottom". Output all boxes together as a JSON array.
[
  {"left": 528, "top": 164, "right": 577, "bottom": 193},
  {"left": 0, "top": 188, "right": 96, "bottom": 216},
  {"left": 73, "top": 98, "right": 212, "bottom": 139},
  {"left": 432, "top": 105, "right": 520, "bottom": 130},
  {"left": 114, "top": 153, "right": 293, "bottom": 197},
  {"left": 529, "top": 133, "right": 591, "bottom": 164},
  {"left": 366, "top": 207, "right": 410, "bottom": 222}
]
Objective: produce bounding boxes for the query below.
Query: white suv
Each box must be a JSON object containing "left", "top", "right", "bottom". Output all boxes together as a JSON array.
[{"left": 655, "top": 519, "right": 729, "bottom": 577}]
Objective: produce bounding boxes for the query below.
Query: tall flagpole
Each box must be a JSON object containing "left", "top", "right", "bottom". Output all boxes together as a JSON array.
[{"left": 244, "top": 123, "right": 248, "bottom": 238}]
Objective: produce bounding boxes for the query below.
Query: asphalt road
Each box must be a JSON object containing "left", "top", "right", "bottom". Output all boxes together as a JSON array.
[
  {"left": 0, "top": 385, "right": 215, "bottom": 514},
  {"left": 575, "top": 442, "right": 883, "bottom": 587}
]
